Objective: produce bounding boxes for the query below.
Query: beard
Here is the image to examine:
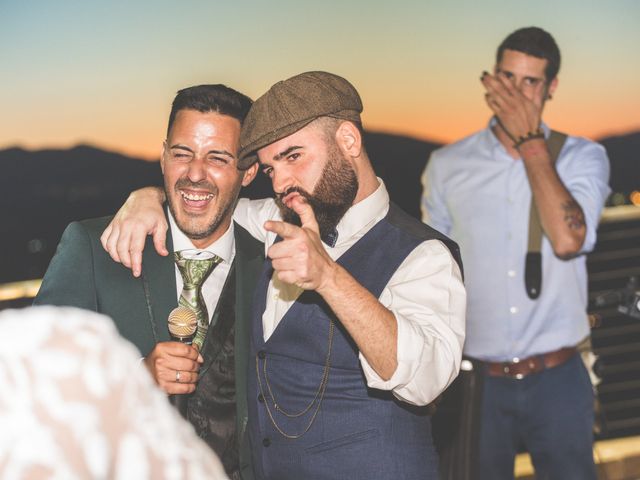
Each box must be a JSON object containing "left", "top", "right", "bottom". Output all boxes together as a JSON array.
[
  {"left": 165, "top": 177, "right": 240, "bottom": 241},
  {"left": 275, "top": 144, "right": 358, "bottom": 240}
]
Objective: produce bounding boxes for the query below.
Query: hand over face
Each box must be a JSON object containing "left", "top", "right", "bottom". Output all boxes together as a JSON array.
[
  {"left": 481, "top": 70, "right": 545, "bottom": 140},
  {"left": 264, "top": 196, "right": 335, "bottom": 292},
  {"left": 143, "top": 341, "right": 203, "bottom": 395}
]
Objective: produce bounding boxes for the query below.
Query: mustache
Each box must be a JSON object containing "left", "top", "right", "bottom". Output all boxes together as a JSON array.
[
  {"left": 175, "top": 178, "right": 218, "bottom": 194},
  {"left": 275, "top": 187, "right": 312, "bottom": 228},
  {"left": 276, "top": 186, "right": 311, "bottom": 203}
]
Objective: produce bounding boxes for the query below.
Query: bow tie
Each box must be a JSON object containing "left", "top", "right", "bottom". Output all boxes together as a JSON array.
[{"left": 321, "top": 228, "right": 339, "bottom": 248}]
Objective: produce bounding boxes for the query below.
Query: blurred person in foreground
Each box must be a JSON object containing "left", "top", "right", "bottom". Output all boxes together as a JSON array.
[
  {"left": 100, "top": 71, "right": 466, "bottom": 479},
  {"left": 0, "top": 306, "right": 228, "bottom": 479},
  {"left": 35, "top": 85, "right": 262, "bottom": 479},
  {"left": 422, "top": 27, "right": 610, "bottom": 479}
]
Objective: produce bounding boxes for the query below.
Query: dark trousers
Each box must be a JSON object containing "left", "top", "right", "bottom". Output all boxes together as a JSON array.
[
  {"left": 478, "top": 354, "right": 596, "bottom": 480},
  {"left": 433, "top": 367, "right": 483, "bottom": 480}
]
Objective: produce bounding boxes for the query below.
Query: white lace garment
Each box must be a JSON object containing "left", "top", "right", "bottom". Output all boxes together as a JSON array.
[{"left": 0, "top": 306, "right": 228, "bottom": 480}]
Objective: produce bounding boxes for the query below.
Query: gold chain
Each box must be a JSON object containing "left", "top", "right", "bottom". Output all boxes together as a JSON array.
[{"left": 255, "top": 319, "right": 334, "bottom": 439}]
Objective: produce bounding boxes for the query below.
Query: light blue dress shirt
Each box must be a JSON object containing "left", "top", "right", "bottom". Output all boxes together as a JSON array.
[{"left": 421, "top": 120, "right": 611, "bottom": 362}]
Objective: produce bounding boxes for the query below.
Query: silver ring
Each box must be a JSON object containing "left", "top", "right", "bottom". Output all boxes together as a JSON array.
[{"left": 176, "top": 370, "right": 181, "bottom": 383}]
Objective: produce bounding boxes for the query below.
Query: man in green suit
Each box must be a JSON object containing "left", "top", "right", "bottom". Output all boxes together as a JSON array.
[{"left": 35, "top": 84, "right": 263, "bottom": 480}]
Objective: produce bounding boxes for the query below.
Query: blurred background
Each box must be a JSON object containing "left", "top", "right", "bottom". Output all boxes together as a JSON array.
[{"left": 1, "top": 1, "right": 639, "bottom": 477}]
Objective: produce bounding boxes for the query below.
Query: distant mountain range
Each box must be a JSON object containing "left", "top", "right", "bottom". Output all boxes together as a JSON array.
[{"left": 1, "top": 130, "right": 637, "bottom": 283}]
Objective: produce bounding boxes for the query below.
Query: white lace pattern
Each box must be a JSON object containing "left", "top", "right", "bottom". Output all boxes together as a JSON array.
[{"left": 0, "top": 306, "right": 228, "bottom": 479}]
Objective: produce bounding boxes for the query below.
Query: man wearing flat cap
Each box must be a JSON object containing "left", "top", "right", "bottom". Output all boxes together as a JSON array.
[{"left": 102, "top": 71, "right": 466, "bottom": 479}]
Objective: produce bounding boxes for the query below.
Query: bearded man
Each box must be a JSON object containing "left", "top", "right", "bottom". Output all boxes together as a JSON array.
[{"left": 102, "top": 71, "right": 466, "bottom": 479}]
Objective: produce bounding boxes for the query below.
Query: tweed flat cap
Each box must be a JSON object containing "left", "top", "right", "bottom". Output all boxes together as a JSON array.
[{"left": 238, "top": 71, "right": 363, "bottom": 164}]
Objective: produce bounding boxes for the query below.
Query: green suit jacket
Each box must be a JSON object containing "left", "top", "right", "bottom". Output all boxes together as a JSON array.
[{"left": 35, "top": 215, "right": 263, "bottom": 480}]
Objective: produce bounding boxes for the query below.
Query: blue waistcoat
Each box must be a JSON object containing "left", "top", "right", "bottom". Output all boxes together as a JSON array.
[{"left": 248, "top": 204, "right": 461, "bottom": 480}]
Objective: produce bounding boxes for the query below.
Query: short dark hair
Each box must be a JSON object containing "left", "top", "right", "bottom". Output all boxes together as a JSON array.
[
  {"left": 166, "top": 84, "right": 252, "bottom": 136},
  {"left": 496, "top": 27, "right": 561, "bottom": 82},
  {"left": 314, "top": 116, "right": 368, "bottom": 156}
]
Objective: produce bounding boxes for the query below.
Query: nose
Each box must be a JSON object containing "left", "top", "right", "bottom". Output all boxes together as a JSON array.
[
  {"left": 187, "top": 156, "right": 207, "bottom": 183},
  {"left": 270, "top": 168, "right": 291, "bottom": 195}
]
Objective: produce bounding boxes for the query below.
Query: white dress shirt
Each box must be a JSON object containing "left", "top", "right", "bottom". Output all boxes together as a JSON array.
[
  {"left": 233, "top": 180, "right": 466, "bottom": 406},
  {"left": 168, "top": 209, "right": 235, "bottom": 322}
]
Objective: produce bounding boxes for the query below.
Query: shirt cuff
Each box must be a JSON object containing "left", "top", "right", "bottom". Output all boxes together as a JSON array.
[{"left": 358, "top": 312, "right": 426, "bottom": 403}]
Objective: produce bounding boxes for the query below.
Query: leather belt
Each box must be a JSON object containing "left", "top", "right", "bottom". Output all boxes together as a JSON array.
[{"left": 476, "top": 346, "right": 577, "bottom": 380}]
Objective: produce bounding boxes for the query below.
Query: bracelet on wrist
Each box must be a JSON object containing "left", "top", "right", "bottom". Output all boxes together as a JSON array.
[{"left": 513, "top": 128, "right": 545, "bottom": 149}]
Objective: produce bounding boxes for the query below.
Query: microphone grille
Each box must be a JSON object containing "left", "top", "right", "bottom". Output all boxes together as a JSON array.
[{"left": 168, "top": 306, "right": 198, "bottom": 338}]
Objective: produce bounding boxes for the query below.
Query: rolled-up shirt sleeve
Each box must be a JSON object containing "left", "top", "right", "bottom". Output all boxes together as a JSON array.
[
  {"left": 557, "top": 140, "right": 611, "bottom": 253},
  {"left": 359, "top": 239, "right": 466, "bottom": 406}
]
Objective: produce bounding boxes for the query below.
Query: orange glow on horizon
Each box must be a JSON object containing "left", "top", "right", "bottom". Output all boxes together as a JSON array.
[{"left": 6, "top": 117, "right": 638, "bottom": 162}]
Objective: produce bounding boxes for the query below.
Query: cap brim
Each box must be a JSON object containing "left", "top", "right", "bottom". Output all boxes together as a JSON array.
[
  {"left": 239, "top": 109, "right": 362, "bottom": 166},
  {"left": 239, "top": 116, "right": 316, "bottom": 165}
]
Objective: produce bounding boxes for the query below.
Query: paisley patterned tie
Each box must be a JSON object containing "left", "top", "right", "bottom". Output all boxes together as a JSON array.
[{"left": 174, "top": 250, "right": 222, "bottom": 350}]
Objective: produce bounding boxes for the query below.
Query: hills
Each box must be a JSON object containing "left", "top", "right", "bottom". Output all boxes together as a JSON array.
[
  {"left": 1, "top": 130, "right": 637, "bottom": 283},
  {"left": 598, "top": 132, "right": 640, "bottom": 196}
]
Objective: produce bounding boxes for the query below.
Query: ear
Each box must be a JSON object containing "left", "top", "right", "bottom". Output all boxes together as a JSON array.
[
  {"left": 335, "top": 121, "right": 362, "bottom": 158},
  {"left": 160, "top": 140, "right": 167, "bottom": 174},
  {"left": 547, "top": 76, "right": 559, "bottom": 99},
  {"left": 241, "top": 162, "right": 259, "bottom": 187}
]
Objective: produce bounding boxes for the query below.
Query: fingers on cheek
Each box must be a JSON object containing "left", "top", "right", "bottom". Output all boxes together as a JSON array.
[{"left": 485, "top": 96, "right": 500, "bottom": 111}]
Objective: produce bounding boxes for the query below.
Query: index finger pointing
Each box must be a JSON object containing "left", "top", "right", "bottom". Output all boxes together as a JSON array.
[
  {"left": 264, "top": 220, "right": 300, "bottom": 239},
  {"left": 290, "top": 197, "right": 319, "bottom": 233}
]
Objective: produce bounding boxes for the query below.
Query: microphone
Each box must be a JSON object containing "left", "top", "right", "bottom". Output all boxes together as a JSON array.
[
  {"left": 168, "top": 306, "right": 198, "bottom": 344},
  {"left": 167, "top": 306, "right": 198, "bottom": 418}
]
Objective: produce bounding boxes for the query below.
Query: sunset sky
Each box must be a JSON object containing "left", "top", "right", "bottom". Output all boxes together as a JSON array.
[{"left": 2, "top": 0, "right": 639, "bottom": 160}]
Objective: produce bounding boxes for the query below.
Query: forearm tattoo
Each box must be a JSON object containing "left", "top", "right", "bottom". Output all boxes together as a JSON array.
[{"left": 562, "top": 200, "right": 585, "bottom": 230}]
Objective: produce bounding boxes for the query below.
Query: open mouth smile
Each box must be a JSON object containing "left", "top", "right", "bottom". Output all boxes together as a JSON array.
[{"left": 179, "top": 189, "right": 215, "bottom": 209}]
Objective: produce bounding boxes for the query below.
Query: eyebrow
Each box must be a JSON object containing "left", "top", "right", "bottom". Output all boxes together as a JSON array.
[
  {"left": 273, "top": 145, "right": 302, "bottom": 161},
  {"left": 169, "top": 144, "right": 236, "bottom": 159},
  {"left": 497, "top": 69, "right": 543, "bottom": 81}
]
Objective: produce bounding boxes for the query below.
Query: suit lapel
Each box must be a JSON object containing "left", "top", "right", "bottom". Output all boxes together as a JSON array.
[
  {"left": 141, "top": 228, "right": 176, "bottom": 344},
  {"left": 233, "top": 223, "right": 266, "bottom": 449}
]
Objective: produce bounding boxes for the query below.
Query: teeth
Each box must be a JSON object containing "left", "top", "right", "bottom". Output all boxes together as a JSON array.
[{"left": 181, "top": 191, "right": 213, "bottom": 201}]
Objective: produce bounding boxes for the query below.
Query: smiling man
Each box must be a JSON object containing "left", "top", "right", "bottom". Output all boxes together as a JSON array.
[
  {"left": 100, "top": 71, "right": 466, "bottom": 479},
  {"left": 35, "top": 85, "right": 263, "bottom": 480},
  {"left": 422, "top": 27, "right": 610, "bottom": 479}
]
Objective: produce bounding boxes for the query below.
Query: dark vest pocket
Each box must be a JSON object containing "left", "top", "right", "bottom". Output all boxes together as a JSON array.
[{"left": 305, "top": 429, "right": 380, "bottom": 455}]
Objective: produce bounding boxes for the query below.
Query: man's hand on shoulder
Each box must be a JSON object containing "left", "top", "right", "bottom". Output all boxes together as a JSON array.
[{"left": 100, "top": 186, "right": 168, "bottom": 277}]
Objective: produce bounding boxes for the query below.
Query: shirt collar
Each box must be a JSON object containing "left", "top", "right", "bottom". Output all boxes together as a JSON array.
[
  {"left": 167, "top": 207, "right": 235, "bottom": 264},
  {"left": 332, "top": 177, "right": 389, "bottom": 247}
]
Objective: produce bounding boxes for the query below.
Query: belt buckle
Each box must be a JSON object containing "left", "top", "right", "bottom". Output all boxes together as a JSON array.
[{"left": 502, "top": 357, "right": 524, "bottom": 380}]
